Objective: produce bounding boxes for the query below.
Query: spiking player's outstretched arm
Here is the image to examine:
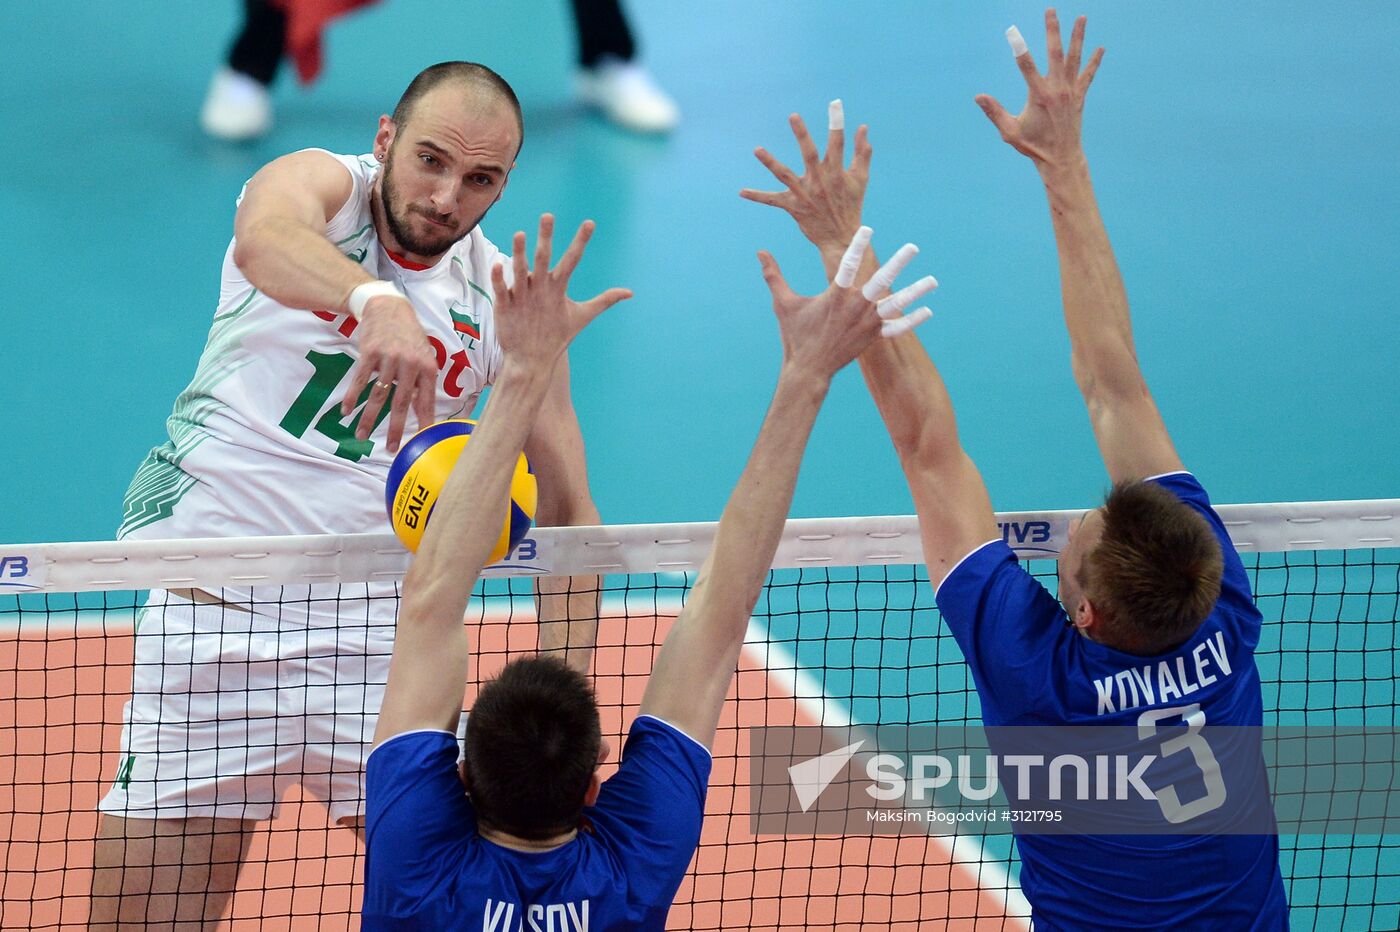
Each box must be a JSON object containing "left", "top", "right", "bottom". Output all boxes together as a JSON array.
[
  {"left": 742, "top": 102, "right": 998, "bottom": 584},
  {"left": 977, "top": 9, "right": 1183, "bottom": 482},
  {"left": 373, "top": 215, "right": 630, "bottom": 745},
  {"left": 639, "top": 230, "right": 934, "bottom": 748}
]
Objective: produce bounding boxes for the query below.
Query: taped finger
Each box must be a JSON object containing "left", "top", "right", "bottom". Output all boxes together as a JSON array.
[
  {"left": 1006, "top": 25, "right": 1029, "bottom": 57},
  {"left": 875, "top": 275, "right": 939, "bottom": 319},
  {"left": 861, "top": 243, "right": 919, "bottom": 300},
  {"left": 880, "top": 307, "right": 933, "bottom": 339},
  {"left": 833, "top": 226, "right": 873, "bottom": 288}
]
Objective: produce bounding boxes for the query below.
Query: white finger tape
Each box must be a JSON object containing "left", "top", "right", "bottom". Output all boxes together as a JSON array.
[
  {"left": 834, "top": 226, "right": 873, "bottom": 288},
  {"left": 1006, "top": 25, "right": 1029, "bottom": 57},
  {"left": 828, "top": 99, "right": 845, "bottom": 132},
  {"left": 880, "top": 307, "right": 933, "bottom": 339},
  {"left": 876, "top": 275, "right": 939, "bottom": 318},
  {"left": 861, "top": 244, "right": 919, "bottom": 301}
]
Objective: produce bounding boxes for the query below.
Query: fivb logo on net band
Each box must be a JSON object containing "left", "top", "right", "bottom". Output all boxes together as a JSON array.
[
  {"left": 0, "top": 553, "right": 44, "bottom": 592},
  {"left": 490, "top": 536, "right": 544, "bottom": 573},
  {"left": 997, "top": 517, "right": 1056, "bottom": 557}
]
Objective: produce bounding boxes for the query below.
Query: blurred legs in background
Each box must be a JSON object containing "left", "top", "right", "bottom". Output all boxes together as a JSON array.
[
  {"left": 200, "top": 0, "right": 282, "bottom": 141},
  {"left": 568, "top": 0, "right": 679, "bottom": 133},
  {"left": 200, "top": 0, "right": 678, "bottom": 141}
]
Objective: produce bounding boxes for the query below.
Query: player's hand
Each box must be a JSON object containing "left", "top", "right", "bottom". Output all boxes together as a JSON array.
[
  {"left": 759, "top": 227, "right": 937, "bottom": 379},
  {"left": 740, "top": 100, "right": 872, "bottom": 272},
  {"left": 975, "top": 8, "right": 1104, "bottom": 169},
  {"left": 342, "top": 297, "right": 437, "bottom": 454},
  {"left": 491, "top": 214, "right": 632, "bottom": 371}
]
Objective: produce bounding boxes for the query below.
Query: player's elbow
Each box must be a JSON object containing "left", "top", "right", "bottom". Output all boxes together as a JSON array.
[
  {"left": 231, "top": 218, "right": 275, "bottom": 274},
  {"left": 878, "top": 413, "right": 931, "bottom": 471},
  {"left": 1082, "top": 376, "right": 1157, "bottom": 436},
  {"left": 230, "top": 236, "right": 254, "bottom": 272},
  {"left": 1072, "top": 348, "right": 1149, "bottom": 407},
  {"left": 1086, "top": 372, "right": 1152, "bottom": 408},
  {"left": 901, "top": 449, "right": 974, "bottom": 511},
  {"left": 898, "top": 424, "right": 964, "bottom": 477}
]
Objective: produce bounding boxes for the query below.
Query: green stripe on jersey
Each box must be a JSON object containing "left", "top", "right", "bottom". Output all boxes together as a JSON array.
[
  {"left": 335, "top": 223, "right": 373, "bottom": 246},
  {"left": 119, "top": 444, "right": 199, "bottom": 537},
  {"left": 452, "top": 256, "right": 494, "bottom": 305},
  {"left": 120, "top": 291, "right": 267, "bottom": 536},
  {"left": 211, "top": 288, "right": 259, "bottom": 324}
]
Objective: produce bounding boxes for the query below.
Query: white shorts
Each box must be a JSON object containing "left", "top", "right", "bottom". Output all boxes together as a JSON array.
[{"left": 99, "top": 590, "right": 400, "bottom": 823}]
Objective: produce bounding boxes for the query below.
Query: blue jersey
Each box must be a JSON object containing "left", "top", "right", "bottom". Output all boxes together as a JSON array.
[
  {"left": 363, "top": 714, "right": 712, "bottom": 931},
  {"left": 935, "top": 472, "right": 1288, "bottom": 931}
]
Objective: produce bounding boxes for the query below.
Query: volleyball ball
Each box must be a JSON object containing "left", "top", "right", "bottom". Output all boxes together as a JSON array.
[{"left": 385, "top": 419, "right": 537, "bottom": 563}]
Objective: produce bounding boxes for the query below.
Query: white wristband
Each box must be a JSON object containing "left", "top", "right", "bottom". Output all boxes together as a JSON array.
[{"left": 347, "top": 281, "right": 406, "bottom": 320}]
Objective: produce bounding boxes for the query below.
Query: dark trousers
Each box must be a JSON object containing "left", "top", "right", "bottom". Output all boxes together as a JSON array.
[{"left": 227, "top": 0, "right": 637, "bottom": 85}]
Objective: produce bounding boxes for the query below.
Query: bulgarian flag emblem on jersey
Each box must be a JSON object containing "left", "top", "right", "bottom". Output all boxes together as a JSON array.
[{"left": 449, "top": 303, "right": 481, "bottom": 341}]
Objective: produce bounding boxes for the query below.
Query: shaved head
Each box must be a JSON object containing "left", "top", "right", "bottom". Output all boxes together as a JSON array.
[{"left": 392, "top": 61, "right": 524, "bottom": 151}]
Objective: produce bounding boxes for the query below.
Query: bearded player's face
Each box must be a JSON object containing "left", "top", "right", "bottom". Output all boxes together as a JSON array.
[{"left": 377, "top": 86, "right": 519, "bottom": 262}]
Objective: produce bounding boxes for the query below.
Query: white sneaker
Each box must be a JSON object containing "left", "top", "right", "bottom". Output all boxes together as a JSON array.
[
  {"left": 200, "top": 67, "right": 273, "bottom": 141},
  {"left": 576, "top": 56, "right": 679, "bottom": 133}
]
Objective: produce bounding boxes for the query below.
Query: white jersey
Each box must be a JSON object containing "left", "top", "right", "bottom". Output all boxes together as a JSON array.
[
  {"left": 122, "top": 150, "right": 503, "bottom": 541},
  {"left": 119, "top": 151, "right": 504, "bottom": 618}
]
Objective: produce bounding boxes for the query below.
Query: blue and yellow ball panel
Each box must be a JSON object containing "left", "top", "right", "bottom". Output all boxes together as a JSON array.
[{"left": 385, "top": 419, "right": 537, "bottom": 563}]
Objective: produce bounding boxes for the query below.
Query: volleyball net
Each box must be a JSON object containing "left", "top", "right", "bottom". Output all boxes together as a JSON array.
[{"left": 2, "top": 500, "right": 1397, "bottom": 930}]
